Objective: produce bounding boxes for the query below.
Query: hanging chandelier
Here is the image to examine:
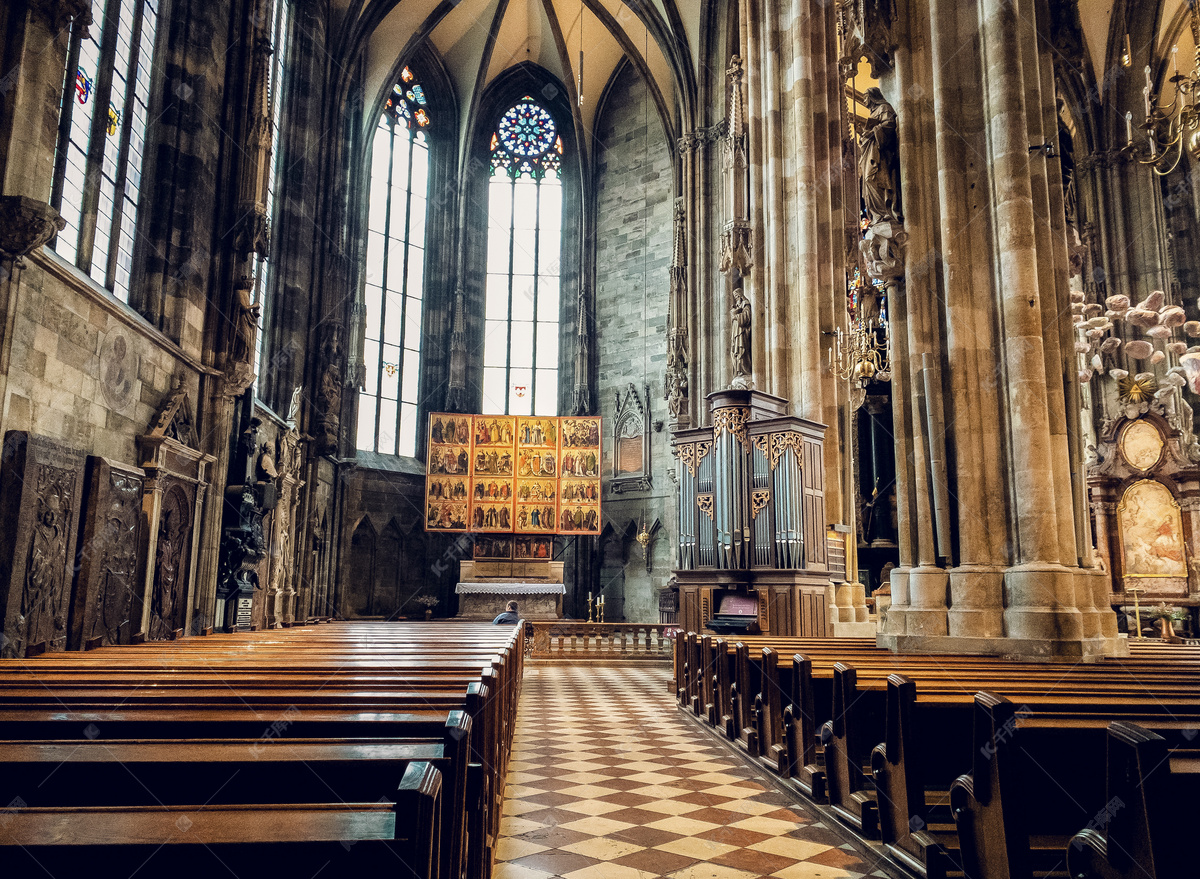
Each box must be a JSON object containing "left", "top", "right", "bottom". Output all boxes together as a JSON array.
[{"left": 1126, "top": 0, "right": 1200, "bottom": 175}]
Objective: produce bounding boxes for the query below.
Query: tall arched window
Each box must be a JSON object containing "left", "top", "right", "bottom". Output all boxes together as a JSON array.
[
  {"left": 484, "top": 97, "right": 562, "bottom": 416},
  {"left": 357, "top": 67, "right": 430, "bottom": 457},
  {"left": 254, "top": 0, "right": 292, "bottom": 395},
  {"left": 51, "top": 0, "right": 161, "bottom": 302}
]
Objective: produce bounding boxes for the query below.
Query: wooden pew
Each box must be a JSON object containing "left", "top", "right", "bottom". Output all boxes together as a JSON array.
[
  {"left": 948, "top": 693, "right": 1200, "bottom": 879},
  {"left": 1, "top": 767, "right": 441, "bottom": 879},
  {"left": 1066, "top": 722, "right": 1197, "bottom": 879},
  {"left": 0, "top": 621, "right": 524, "bottom": 879}
]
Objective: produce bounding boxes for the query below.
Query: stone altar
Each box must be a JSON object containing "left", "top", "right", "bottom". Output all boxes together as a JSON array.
[{"left": 455, "top": 582, "right": 566, "bottom": 620}]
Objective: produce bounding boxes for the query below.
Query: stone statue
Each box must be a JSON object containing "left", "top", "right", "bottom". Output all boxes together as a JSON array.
[
  {"left": 730, "top": 287, "right": 752, "bottom": 384},
  {"left": 858, "top": 87, "right": 902, "bottom": 226},
  {"left": 231, "top": 283, "right": 261, "bottom": 368}
]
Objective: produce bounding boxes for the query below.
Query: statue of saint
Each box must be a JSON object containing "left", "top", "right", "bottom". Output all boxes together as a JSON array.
[
  {"left": 730, "top": 287, "right": 752, "bottom": 381},
  {"left": 858, "top": 87, "right": 902, "bottom": 225}
]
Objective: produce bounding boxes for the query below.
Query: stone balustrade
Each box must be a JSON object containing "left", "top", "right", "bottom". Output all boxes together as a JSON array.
[{"left": 526, "top": 621, "right": 675, "bottom": 661}]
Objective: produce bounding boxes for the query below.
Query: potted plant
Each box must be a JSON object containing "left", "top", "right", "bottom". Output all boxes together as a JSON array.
[{"left": 413, "top": 594, "right": 439, "bottom": 621}]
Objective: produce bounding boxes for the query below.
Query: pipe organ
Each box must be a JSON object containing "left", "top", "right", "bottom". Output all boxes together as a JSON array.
[{"left": 672, "top": 390, "right": 833, "bottom": 635}]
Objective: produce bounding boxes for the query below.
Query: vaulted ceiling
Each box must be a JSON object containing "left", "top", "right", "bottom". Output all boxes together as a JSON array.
[{"left": 339, "top": 0, "right": 707, "bottom": 166}]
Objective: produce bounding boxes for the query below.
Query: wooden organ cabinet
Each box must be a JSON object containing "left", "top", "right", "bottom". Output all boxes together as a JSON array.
[{"left": 672, "top": 390, "right": 833, "bottom": 636}]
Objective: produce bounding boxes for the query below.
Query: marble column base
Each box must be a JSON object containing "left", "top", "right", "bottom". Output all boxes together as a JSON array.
[
  {"left": 885, "top": 566, "right": 949, "bottom": 636},
  {"left": 947, "top": 566, "right": 1005, "bottom": 638},
  {"left": 831, "top": 620, "right": 877, "bottom": 637},
  {"left": 878, "top": 631, "right": 1126, "bottom": 660},
  {"left": 1004, "top": 563, "right": 1085, "bottom": 641}
]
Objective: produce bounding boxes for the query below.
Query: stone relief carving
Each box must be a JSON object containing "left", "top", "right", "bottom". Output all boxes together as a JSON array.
[
  {"left": 91, "top": 469, "right": 143, "bottom": 646},
  {"left": 100, "top": 332, "right": 136, "bottom": 410},
  {"left": 22, "top": 465, "right": 74, "bottom": 654},
  {"left": 149, "top": 482, "right": 191, "bottom": 639},
  {"left": 316, "top": 323, "right": 344, "bottom": 454}
]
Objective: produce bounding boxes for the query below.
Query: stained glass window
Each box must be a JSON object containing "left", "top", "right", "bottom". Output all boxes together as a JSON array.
[
  {"left": 490, "top": 97, "right": 563, "bottom": 180},
  {"left": 357, "top": 66, "right": 430, "bottom": 457},
  {"left": 483, "top": 97, "right": 562, "bottom": 417},
  {"left": 253, "top": 0, "right": 292, "bottom": 399},
  {"left": 51, "top": 0, "right": 161, "bottom": 303}
]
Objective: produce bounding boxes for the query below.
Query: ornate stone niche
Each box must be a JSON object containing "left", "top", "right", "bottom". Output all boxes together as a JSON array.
[
  {"left": 137, "top": 387, "right": 213, "bottom": 639},
  {"left": 70, "top": 458, "right": 146, "bottom": 649},
  {"left": 264, "top": 391, "right": 305, "bottom": 628},
  {"left": 611, "top": 383, "right": 652, "bottom": 493},
  {"left": 0, "top": 432, "right": 87, "bottom": 658},
  {"left": 1087, "top": 413, "right": 1200, "bottom": 604}
]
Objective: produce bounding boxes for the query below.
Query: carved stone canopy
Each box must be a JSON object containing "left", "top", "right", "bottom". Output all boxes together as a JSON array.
[
  {"left": 0, "top": 196, "right": 66, "bottom": 266},
  {"left": 138, "top": 385, "right": 214, "bottom": 483}
]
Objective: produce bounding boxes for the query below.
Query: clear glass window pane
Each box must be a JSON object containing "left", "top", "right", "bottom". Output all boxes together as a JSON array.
[
  {"left": 484, "top": 320, "right": 509, "bottom": 368},
  {"left": 536, "top": 277, "right": 559, "bottom": 322},
  {"left": 383, "top": 288, "right": 403, "bottom": 345},
  {"left": 534, "top": 368, "right": 558, "bottom": 416},
  {"left": 386, "top": 238, "right": 406, "bottom": 292},
  {"left": 487, "top": 231, "right": 510, "bottom": 273},
  {"left": 407, "top": 247, "right": 423, "bottom": 298},
  {"left": 486, "top": 274, "right": 509, "bottom": 321},
  {"left": 356, "top": 393, "right": 378, "bottom": 452},
  {"left": 377, "top": 398, "right": 398, "bottom": 455},
  {"left": 537, "top": 225, "right": 560, "bottom": 274},
  {"left": 398, "top": 402, "right": 417, "bottom": 457},
  {"left": 408, "top": 194, "right": 426, "bottom": 246},
  {"left": 409, "top": 140, "right": 429, "bottom": 196},
  {"left": 401, "top": 348, "right": 419, "bottom": 402},
  {"left": 366, "top": 232, "right": 384, "bottom": 286},
  {"left": 510, "top": 321, "right": 534, "bottom": 368},
  {"left": 511, "top": 227, "right": 535, "bottom": 275},
  {"left": 482, "top": 367, "right": 507, "bottom": 413},
  {"left": 488, "top": 178, "right": 512, "bottom": 230},
  {"left": 513, "top": 179, "right": 537, "bottom": 228},
  {"left": 363, "top": 339, "right": 380, "bottom": 395},
  {"left": 537, "top": 322, "right": 559, "bottom": 369},
  {"left": 511, "top": 275, "right": 535, "bottom": 322},
  {"left": 364, "top": 285, "right": 382, "bottom": 341}
]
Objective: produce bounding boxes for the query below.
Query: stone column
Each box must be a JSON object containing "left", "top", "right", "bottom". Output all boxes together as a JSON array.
[{"left": 982, "top": 0, "right": 1084, "bottom": 645}]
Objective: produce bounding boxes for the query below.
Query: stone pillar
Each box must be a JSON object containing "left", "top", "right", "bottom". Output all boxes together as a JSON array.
[{"left": 0, "top": 0, "right": 90, "bottom": 200}]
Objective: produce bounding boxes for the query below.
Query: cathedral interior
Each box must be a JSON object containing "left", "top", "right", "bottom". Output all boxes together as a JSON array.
[
  {"left": 3, "top": 0, "right": 1200, "bottom": 654},
  {"left": 8, "top": 0, "right": 1200, "bottom": 876}
]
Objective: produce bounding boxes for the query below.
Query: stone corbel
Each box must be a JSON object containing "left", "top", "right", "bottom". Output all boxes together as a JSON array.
[
  {"left": 0, "top": 196, "right": 65, "bottom": 267},
  {"left": 27, "top": 0, "right": 92, "bottom": 34}
]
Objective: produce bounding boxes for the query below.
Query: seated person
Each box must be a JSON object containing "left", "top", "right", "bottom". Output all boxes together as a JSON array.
[{"left": 493, "top": 600, "right": 520, "bottom": 625}]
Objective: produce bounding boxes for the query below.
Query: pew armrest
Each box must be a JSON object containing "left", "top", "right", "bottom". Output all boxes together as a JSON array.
[{"left": 1066, "top": 828, "right": 1112, "bottom": 879}]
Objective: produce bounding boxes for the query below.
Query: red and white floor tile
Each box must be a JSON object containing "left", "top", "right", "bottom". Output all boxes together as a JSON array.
[{"left": 495, "top": 665, "right": 893, "bottom": 879}]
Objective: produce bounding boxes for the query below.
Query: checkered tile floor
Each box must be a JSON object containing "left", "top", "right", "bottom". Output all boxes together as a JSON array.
[{"left": 495, "top": 665, "right": 891, "bottom": 879}]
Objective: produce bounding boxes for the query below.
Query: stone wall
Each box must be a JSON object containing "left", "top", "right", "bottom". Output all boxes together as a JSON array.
[{"left": 593, "top": 63, "right": 675, "bottom": 624}]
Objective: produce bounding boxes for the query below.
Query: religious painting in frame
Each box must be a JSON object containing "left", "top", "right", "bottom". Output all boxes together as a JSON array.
[
  {"left": 470, "top": 477, "right": 514, "bottom": 531},
  {"left": 426, "top": 414, "right": 473, "bottom": 532},
  {"left": 426, "top": 413, "right": 600, "bottom": 536},
  {"left": 516, "top": 416, "right": 558, "bottom": 450},
  {"left": 473, "top": 535, "right": 513, "bottom": 560},
  {"left": 559, "top": 478, "right": 600, "bottom": 534},
  {"left": 472, "top": 415, "right": 516, "bottom": 450},
  {"left": 1118, "top": 479, "right": 1188, "bottom": 591},
  {"left": 515, "top": 535, "right": 554, "bottom": 560}
]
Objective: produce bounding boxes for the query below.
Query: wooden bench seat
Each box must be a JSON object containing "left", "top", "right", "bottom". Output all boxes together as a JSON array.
[
  {"left": 0, "top": 764, "right": 443, "bottom": 879},
  {"left": 0, "top": 621, "right": 526, "bottom": 879},
  {"left": 1067, "top": 722, "right": 1200, "bottom": 879}
]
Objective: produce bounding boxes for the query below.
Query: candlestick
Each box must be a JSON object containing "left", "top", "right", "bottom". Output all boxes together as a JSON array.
[
  {"left": 1126, "top": 111, "right": 1134, "bottom": 145},
  {"left": 1145, "top": 65, "right": 1153, "bottom": 116}
]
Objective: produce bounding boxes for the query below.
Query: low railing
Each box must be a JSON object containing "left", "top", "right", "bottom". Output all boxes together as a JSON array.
[{"left": 526, "top": 621, "right": 675, "bottom": 661}]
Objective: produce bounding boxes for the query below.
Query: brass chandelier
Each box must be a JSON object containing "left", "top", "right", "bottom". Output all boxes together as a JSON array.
[{"left": 1126, "top": 0, "right": 1200, "bottom": 175}]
